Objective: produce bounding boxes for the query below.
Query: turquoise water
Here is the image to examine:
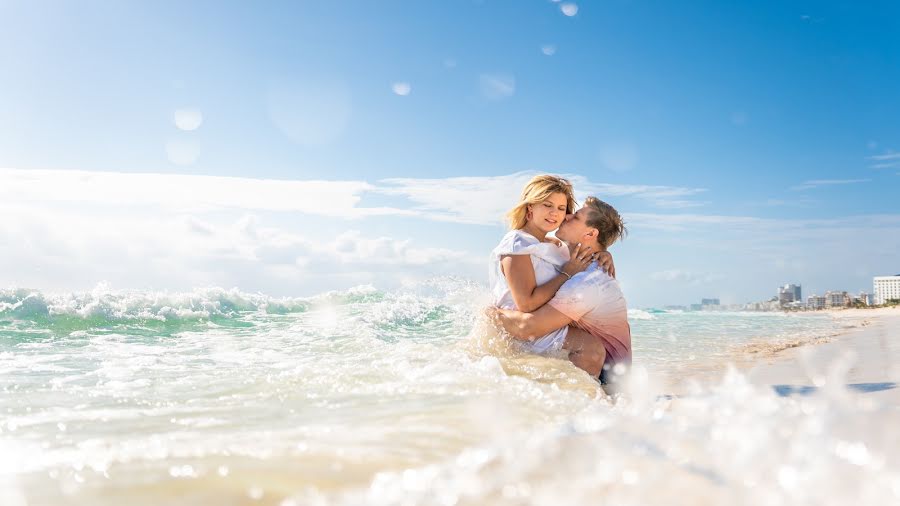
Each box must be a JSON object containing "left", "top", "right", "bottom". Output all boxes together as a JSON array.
[{"left": 1, "top": 280, "right": 898, "bottom": 505}]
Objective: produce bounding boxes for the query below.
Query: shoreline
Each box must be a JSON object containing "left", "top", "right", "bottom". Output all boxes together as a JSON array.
[
  {"left": 745, "top": 307, "right": 900, "bottom": 406},
  {"left": 665, "top": 307, "right": 900, "bottom": 405}
]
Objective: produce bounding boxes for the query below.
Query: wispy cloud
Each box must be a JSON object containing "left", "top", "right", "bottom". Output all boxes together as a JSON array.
[
  {"left": 629, "top": 212, "right": 900, "bottom": 234},
  {"left": 0, "top": 168, "right": 709, "bottom": 227},
  {"left": 478, "top": 74, "right": 516, "bottom": 100},
  {"left": 579, "top": 181, "right": 707, "bottom": 208},
  {"left": 627, "top": 212, "right": 763, "bottom": 232},
  {"left": 868, "top": 152, "right": 900, "bottom": 161},
  {"left": 378, "top": 171, "right": 708, "bottom": 224},
  {"left": 0, "top": 168, "right": 410, "bottom": 219},
  {"left": 867, "top": 151, "right": 900, "bottom": 169},
  {"left": 754, "top": 197, "right": 818, "bottom": 208},
  {"left": 650, "top": 269, "right": 723, "bottom": 285},
  {"left": 790, "top": 179, "right": 871, "bottom": 191}
]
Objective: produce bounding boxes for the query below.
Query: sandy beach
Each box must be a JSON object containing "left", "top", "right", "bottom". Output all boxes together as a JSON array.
[
  {"left": 744, "top": 307, "right": 900, "bottom": 407},
  {"left": 658, "top": 307, "right": 900, "bottom": 407}
]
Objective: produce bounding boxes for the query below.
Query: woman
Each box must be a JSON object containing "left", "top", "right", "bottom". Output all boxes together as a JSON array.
[{"left": 490, "top": 175, "right": 613, "bottom": 354}]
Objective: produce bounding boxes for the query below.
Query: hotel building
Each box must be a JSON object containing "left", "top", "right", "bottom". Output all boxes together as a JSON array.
[
  {"left": 778, "top": 284, "right": 802, "bottom": 305},
  {"left": 807, "top": 295, "right": 826, "bottom": 310},
  {"left": 825, "top": 291, "right": 850, "bottom": 308},
  {"left": 874, "top": 275, "right": 900, "bottom": 305}
]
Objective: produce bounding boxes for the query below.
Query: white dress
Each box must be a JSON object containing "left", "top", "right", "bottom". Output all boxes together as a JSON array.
[{"left": 489, "top": 229, "right": 570, "bottom": 354}]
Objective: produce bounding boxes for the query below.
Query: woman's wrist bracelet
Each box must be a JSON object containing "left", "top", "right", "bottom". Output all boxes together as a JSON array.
[{"left": 557, "top": 269, "right": 571, "bottom": 280}]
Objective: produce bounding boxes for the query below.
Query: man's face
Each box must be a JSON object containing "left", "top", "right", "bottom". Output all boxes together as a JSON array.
[{"left": 556, "top": 207, "right": 592, "bottom": 243}]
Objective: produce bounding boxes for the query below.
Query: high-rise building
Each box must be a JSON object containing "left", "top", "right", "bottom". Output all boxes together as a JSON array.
[
  {"left": 854, "top": 292, "right": 874, "bottom": 306},
  {"left": 825, "top": 291, "right": 850, "bottom": 308},
  {"left": 874, "top": 275, "right": 900, "bottom": 305},
  {"left": 807, "top": 295, "right": 826, "bottom": 310},
  {"left": 778, "top": 284, "right": 802, "bottom": 305},
  {"left": 701, "top": 298, "right": 720, "bottom": 306}
]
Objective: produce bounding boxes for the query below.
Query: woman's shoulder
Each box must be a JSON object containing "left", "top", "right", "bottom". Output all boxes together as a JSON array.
[{"left": 494, "top": 229, "right": 540, "bottom": 256}]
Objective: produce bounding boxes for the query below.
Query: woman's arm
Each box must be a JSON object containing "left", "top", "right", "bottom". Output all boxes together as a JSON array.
[{"left": 500, "top": 244, "right": 596, "bottom": 313}]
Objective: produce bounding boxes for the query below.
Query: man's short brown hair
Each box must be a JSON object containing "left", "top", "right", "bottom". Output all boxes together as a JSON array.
[{"left": 583, "top": 197, "right": 627, "bottom": 248}]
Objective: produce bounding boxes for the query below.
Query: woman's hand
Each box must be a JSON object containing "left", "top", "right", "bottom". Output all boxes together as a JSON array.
[
  {"left": 596, "top": 251, "right": 615, "bottom": 278},
  {"left": 561, "top": 243, "right": 596, "bottom": 277}
]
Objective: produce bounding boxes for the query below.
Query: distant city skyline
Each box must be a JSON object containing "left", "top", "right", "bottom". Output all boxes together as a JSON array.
[{"left": 1, "top": 1, "right": 899, "bottom": 306}]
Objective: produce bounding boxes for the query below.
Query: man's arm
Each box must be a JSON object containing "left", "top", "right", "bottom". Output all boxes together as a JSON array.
[{"left": 488, "top": 304, "right": 573, "bottom": 341}]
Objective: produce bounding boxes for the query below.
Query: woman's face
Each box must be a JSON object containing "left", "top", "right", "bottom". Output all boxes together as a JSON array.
[{"left": 527, "top": 192, "right": 569, "bottom": 233}]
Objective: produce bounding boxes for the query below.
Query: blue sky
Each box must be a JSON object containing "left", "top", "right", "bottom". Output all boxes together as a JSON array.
[{"left": 1, "top": 0, "right": 898, "bottom": 307}]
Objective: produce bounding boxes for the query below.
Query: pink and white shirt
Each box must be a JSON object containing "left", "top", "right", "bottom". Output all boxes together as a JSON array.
[{"left": 548, "top": 263, "right": 632, "bottom": 366}]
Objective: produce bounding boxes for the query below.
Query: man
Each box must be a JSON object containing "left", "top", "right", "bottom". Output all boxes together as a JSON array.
[{"left": 488, "top": 197, "right": 631, "bottom": 385}]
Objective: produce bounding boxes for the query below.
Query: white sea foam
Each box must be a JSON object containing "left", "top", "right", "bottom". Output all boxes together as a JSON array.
[
  {"left": 1, "top": 279, "right": 893, "bottom": 505},
  {"left": 627, "top": 308, "right": 656, "bottom": 320}
]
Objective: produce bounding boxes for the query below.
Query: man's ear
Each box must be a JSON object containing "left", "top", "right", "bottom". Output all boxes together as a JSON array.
[{"left": 585, "top": 228, "right": 598, "bottom": 241}]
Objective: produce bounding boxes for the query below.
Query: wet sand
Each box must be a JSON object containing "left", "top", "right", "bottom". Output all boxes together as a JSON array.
[
  {"left": 658, "top": 307, "right": 900, "bottom": 406},
  {"left": 744, "top": 307, "right": 900, "bottom": 407}
]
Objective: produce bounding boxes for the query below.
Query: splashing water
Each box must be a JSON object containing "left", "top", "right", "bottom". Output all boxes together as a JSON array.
[{"left": 1, "top": 280, "right": 897, "bottom": 505}]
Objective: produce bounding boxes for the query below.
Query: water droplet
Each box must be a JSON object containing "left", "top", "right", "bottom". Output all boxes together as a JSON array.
[
  {"left": 174, "top": 108, "right": 203, "bottom": 131},
  {"left": 561, "top": 3, "right": 578, "bottom": 16},
  {"left": 247, "top": 486, "right": 264, "bottom": 500},
  {"left": 392, "top": 82, "right": 412, "bottom": 96}
]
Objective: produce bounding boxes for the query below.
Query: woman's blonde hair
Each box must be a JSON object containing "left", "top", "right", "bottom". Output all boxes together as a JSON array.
[{"left": 506, "top": 175, "right": 577, "bottom": 230}]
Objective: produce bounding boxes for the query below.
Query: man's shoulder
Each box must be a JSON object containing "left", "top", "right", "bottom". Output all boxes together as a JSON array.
[
  {"left": 570, "top": 265, "right": 615, "bottom": 285},
  {"left": 565, "top": 267, "right": 623, "bottom": 301}
]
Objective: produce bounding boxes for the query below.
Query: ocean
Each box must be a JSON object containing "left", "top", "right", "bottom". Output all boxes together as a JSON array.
[{"left": 1, "top": 279, "right": 898, "bottom": 505}]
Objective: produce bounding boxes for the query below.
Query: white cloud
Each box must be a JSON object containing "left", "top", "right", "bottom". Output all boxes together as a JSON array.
[
  {"left": 650, "top": 269, "right": 722, "bottom": 285},
  {"left": 759, "top": 198, "right": 817, "bottom": 207},
  {"left": 377, "top": 173, "right": 530, "bottom": 225},
  {"left": 791, "top": 179, "right": 871, "bottom": 191},
  {"left": 575, "top": 180, "right": 707, "bottom": 209},
  {"left": 0, "top": 200, "right": 478, "bottom": 296},
  {"left": 867, "top": 151, "right": 900, "bottom": 169},
  {"left": 0, "top": 169, "right": 709, "bottom": 228},
  {"left": 541, "top": 44, "right": 557, "bottom": 56},
  {"left": 329, "top": 231, "right": 470, "bottom": 266},
  {"left": 479, "top": 74, "right": 516, "bottom": 100},
  {"left": 2, "top": 167, "right": 898, "bottom": 306},
  {"left": 626, "top": 212, "right": 762, "bottom": 232},
  {"left": 0, "top": 168, "right": 409, "bottom": 218},
  {"left": 377, "top": 172, "right": 708, "bottom": 225}
]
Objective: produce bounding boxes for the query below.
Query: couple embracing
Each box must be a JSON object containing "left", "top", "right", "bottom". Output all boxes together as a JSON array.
[{"left": 486, "top": 175, "right": 631, "bottom": 387}]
